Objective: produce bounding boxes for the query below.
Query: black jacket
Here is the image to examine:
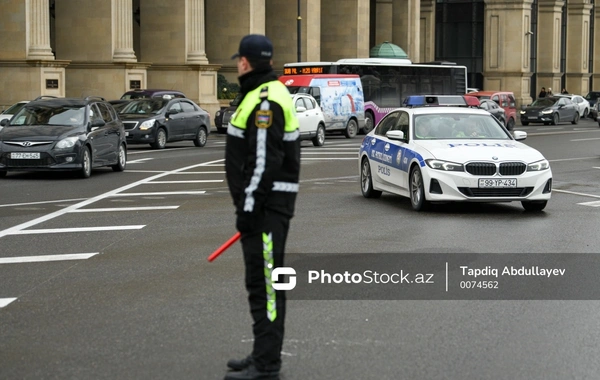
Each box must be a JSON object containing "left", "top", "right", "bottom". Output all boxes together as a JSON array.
[{"left": 225, "top": 68, "right": 301, "bottom": 218}]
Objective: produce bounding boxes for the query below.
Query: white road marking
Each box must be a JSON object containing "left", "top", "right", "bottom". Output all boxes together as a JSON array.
[
  {"left": 124, "top": 170, "right": 226, "bottom": 174},
  {"left": 9, "top": 226, "right": 145, "bottom": 235},
  {"left": 146, "top": 180, "right": 223, "bottom": 184},
  {"left": 553, "top": 189, "right": 600, "bottom": 199},
  {"left": 578, "top": 200, "right": 600, "bottom": 207},
  {"left": 109, "top": 191, "right": 206, "bottom": 196},
  {"left": 0, "top": 158, "right": 225, "bottom": 239},
  {"left": 127, "top": 158, "right": 154, "bottom": 164},
  {"left": 548, "top": 156, "right": 599, "bottom": 162},
  {"left": 570, "top": 137, "right": 600, "bottom": 142},
  {"left": 0, "top": 298, "right": 17, "bottom": 308},
  {"left": 69, "top": 206, "right": 180, "bottom": 212},
  {"left": 0, "top": 253, "right": 99, "bottom": 264},
  {"left": 127, "top": 148, "right": 190, "bottom": 155},
  {"left": 0, "top": 198, "right": 86, "bottom": 208}
]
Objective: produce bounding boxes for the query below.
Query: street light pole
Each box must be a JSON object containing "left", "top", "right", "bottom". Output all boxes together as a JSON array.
[{"left": 297, "top": 0, "right": 302, "bottom": 62}]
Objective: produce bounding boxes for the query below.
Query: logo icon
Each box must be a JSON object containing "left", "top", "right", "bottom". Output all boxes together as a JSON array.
[
  {"left": 22, "top": 142, "right": 32, "bottom": 147},
  {"left": 271, "top": 267, "right": 297, "bottom": 291}
]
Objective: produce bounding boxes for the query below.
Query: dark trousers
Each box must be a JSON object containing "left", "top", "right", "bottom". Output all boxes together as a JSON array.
[{"left": 241, "top": 209, "right": 290, "bottom": 372}]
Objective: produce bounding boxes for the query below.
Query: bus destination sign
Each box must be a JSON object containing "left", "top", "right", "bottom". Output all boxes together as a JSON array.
[{"left": 283, "top": 66, "right": 330, "bottom": 75}]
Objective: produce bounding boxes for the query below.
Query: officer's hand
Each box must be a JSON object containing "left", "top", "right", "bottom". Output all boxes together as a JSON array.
[{"left": 236, "top": 211, "right": 260, "bottom": 233}]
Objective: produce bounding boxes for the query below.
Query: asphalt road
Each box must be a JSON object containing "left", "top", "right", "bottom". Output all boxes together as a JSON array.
[{"left": 1, "top": 118, "right": 600, "bottom": 380}]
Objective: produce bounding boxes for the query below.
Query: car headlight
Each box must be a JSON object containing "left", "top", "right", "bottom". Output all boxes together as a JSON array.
[
  {"left": 519, "top": 110, "right": 526, "bottom": 114},
  {"left": 527, "top": 159, "right": 550, "bottom": 171},
  {"left": 215, "top": 111, "right": 221, "bottom": 117},
  {"left": 55, "top": 136, "right": 78, "bottom": 149},
  {"left": 139, "top": 120, "right": 155, "bottom": 130},
  {"left": 425, "top": 159, "right": 464, "bottom": 171},
  {"left": 541, "top": 110, "right": 553, "bottom": 114}
]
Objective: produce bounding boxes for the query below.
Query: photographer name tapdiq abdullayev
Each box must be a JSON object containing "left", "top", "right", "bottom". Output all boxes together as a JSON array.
[{"left": 460, "top": 265, "right": 566, "bottom": 278}]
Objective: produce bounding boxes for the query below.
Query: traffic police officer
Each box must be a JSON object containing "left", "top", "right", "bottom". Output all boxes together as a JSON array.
[{"left": 224, "top": 34, "right": 300, "bottom": 380}]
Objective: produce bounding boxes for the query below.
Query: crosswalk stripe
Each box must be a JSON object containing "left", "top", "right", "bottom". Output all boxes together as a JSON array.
[
  {"left": 0, "top": 253, "right": 99, "bottom": 264},
  {"left": 0, "top": 298, "right": 17, "bottom": 308}
]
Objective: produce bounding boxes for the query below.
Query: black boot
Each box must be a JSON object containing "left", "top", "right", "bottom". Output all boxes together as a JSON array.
[
  {"left": 227, "top": 355, "right": 252, "bottom": 371},
  {"left": 223, "top": 364, "right": 279, "bottom": 380}
]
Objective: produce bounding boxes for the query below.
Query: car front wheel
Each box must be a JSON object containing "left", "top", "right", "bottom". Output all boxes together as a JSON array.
[
  {"left": 79, "top": 146, "right": 92, "bottom": 178},
  {"left": 151, "top": 128, "right": 167, "bottom": 149},
  {"left": 552, "top": 113, "right": 559, "bottom": 125},
  {"left": 194, "top": 126, "right": 207, "bottom": 147},
  {"left": 0, "top": 171, "right": 6, "bottom": 178},
  {"left": 506, "top": 118, "right": 515, "bottom": 131},
  {"left": 360, "top": 159, "right": 382, "bottom": 199},
  {"left": 344, "top": 119, "right": 358, "bottom": 138},
  {"left": 571, "top": 112, "right": 579, "bottom": 124},
  {"left": 112, "top": 143, "right": 127, "bottom": 172},
  {"left": 409, "top": 166, "right": 429, "bottom": 211}
]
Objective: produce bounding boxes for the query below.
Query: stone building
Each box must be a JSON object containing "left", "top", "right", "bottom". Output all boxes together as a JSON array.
[{"left": 0, "top": 0, "right": 598, "bottom": 116}]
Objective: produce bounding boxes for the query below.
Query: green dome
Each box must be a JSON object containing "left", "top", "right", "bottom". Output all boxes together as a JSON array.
[{"left": 369, "top": 41, "right": 409, "bottom": 59}]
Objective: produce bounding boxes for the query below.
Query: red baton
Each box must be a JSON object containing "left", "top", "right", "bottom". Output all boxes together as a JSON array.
[{"left": 207, "top": 232, "right": 241, "bottom": 262}]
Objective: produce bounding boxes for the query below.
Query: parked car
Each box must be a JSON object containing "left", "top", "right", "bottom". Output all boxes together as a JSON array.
[
  {"left": 119, "top": 96, "right": 210, "bottom": 149},
  {"left": 216, "top": 94, "right": 242, "bottom": 134},
  {"left": 555, "top": 94, "right": 590, "bottom": 118},
  {"left": 358, "top": 95, "right": 552, "bottom": 212},
  {"left": 469, "top": 97, "right": 506, "bottom": 126},
  {"left": 291, "top": 93, "right": 326, "bottom": 146},
  {"left": 110, "top": 89, "right": 187, "bottom": 114},
  {"left": 466, "top": 91, "right": 517, "bottom": 130},
  {"left": 0, "top": 96, "right": 127, "bottom": 178},
  {"left": 584, "top": 91, "right": 600, "bottom": 120},
  {"left": 519, "top": 96, "right": 579, "bottom": 125}
]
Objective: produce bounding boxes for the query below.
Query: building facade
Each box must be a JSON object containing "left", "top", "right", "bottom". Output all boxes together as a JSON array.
[{"left": 0, "top": 0, "right": 598, "bottom": 116}]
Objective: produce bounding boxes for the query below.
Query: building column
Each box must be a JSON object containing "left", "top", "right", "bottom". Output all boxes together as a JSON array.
[
  {"left": 392, "top": 0, "right": 420, "bottom": 62},
  {"left": 483, "top": 0, "right": 534, "bottom": 107},
  {"left": 593, "top": 0, "right": 600, "bottom": 89},
  {"left": 375, "top": 0, "right": 393, "bottom": 44},
  {"left": 536, "top": 0, "right": 564, "bottom": 94},
  {"left": 27, "top": 0, "right": 54, "bottom": 60},
  {"left": 320, "top": 0, "right": 370, "bottom": 60},
  {"left": 186, "top": 0, "right": 209, "bottom": 64},
  {"left": 112, "top": 0, "right": 137, "bottom": 62},
  {"left": 564, "top": 0, "right": 592, "bottom": 95},
  {"left": 420, "top": 0, "right": 435, "bottom": 62}
]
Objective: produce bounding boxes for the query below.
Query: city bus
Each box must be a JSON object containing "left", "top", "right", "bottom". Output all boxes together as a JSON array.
[{"left": 283, "top": 58, "right": 468, "bottom": 133}]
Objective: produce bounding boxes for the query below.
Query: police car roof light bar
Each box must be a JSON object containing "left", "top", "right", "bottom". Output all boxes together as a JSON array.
[{"left": 403, "top": 95, "right": 469, "bottom": 108}]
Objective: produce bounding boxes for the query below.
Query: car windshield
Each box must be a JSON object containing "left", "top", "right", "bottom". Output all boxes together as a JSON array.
[
  {"left": 8, "top": 104, "right": 86, "bottom": 127},
  {"left": 584, "top": 92, "right": 600, "bottom": 100},
  {"left": 413, "top": 114, "right": 510, "bottom": 140},
  {"left": 3, "top": 102, "right": 27, "bottom": 115},
  {"left": 530, "top": 98, "right": 555, "bottom": 107},
  {"left": 120, "top": 99, "right": 168, "bottom": 115}
]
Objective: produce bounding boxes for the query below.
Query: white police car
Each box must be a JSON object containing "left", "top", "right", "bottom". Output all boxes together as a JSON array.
[{"left": 358, "top": 95, "right": 552, "bottom": 211}]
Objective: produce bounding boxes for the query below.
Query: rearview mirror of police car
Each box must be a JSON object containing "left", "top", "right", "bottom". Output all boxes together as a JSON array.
[
  {"left": 386, "top": 130, "right": 404, "bottom": 140},
  {"left": 513, "top": 131, "right": 527, "bottom": 141}
]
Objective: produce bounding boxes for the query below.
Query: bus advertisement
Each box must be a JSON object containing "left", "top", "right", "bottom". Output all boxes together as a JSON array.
[{"left": 283, "top": 58, "right": 468, "bottom": 133}]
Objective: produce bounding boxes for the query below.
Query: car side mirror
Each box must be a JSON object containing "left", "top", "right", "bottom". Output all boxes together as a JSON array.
[
  {"left": 0, "top": 119, "right": 8, "bottom": 126},
  {"left": 386, "top": 130, "right": 405, "bottom": 141},
  {"left": 296, "top": 106, "right": 307, "bottom": 113},
  {"left": 89, "top": 119, "right": 105, "bottom": 131},
  {"left": 513, "top": 131, "right": 527, "bottom": 141}
]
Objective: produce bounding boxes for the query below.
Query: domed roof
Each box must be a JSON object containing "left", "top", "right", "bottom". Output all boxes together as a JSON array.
[{"left": 369, "top": 41, "right": 409, "bottom": 59}]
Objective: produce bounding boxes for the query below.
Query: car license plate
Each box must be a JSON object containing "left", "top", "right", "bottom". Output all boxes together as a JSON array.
[
  {"left": 11, "top": 152, "right": 40, "bottom": 159},
  {"left": 478, "top": 178, "right": 517, "bottom": 188}
]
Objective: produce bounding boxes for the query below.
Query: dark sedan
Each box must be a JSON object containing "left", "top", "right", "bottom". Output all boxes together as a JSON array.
[
  {"left": 478, "top": 99, "right": 506, "bottom": 126},
  {"left": 0, "top": 97, "right": 127, "bottom": 178},
  {"left": 519, "top": 96, "right": 579, "bottom": 126},
  {"left": 119, "top": 97, "right": 211, "bottom": 149}
]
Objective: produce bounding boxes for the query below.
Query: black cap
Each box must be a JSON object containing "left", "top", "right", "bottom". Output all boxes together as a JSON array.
[{"left": 231, "top": 34, "right": 273, "bottom": 60}]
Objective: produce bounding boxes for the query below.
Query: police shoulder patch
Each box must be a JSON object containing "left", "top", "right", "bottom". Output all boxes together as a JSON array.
[{"left": 255, "top": 110, "right": 273, "bottom": 128}]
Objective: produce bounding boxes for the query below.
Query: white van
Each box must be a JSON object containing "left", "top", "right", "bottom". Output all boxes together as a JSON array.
[{"left": 279, "top": 74, "right": 365, "bottom": 138}]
